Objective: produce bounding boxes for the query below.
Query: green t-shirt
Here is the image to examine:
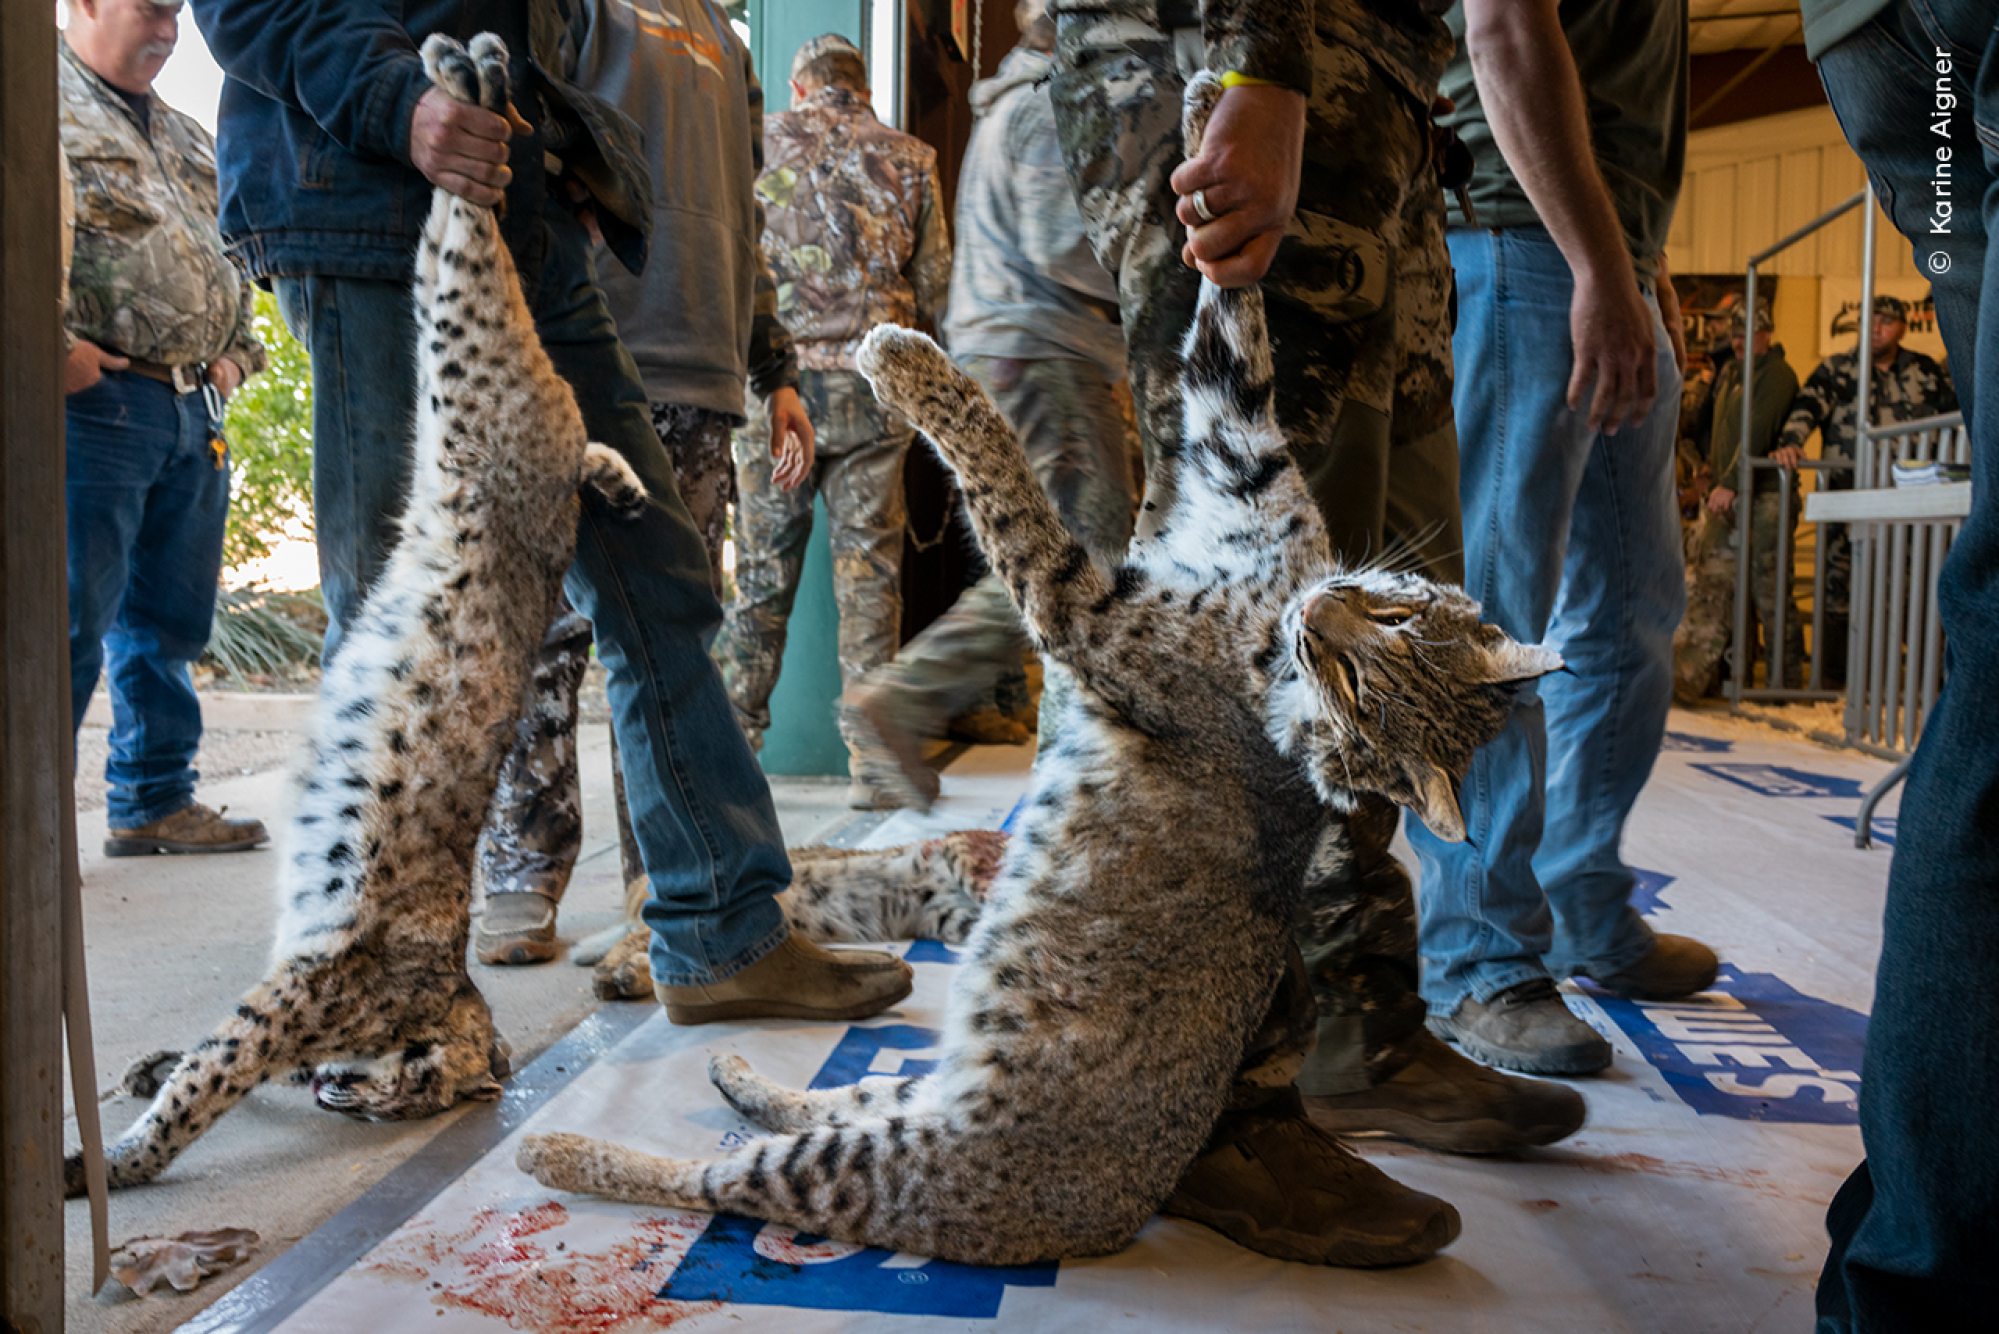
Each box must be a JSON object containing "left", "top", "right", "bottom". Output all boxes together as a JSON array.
[
  {"left": 1796, "top": 0, "right": 1892, "bottom": 60},
  {"left": 1438, "top": 0, "right": 1689, "bottom": 278}
]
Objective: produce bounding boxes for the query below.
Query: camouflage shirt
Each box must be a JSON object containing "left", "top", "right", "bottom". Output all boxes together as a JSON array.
[
  {"left": 58, "top": 39, "right": 264, "bottom": 377},
  {"left": 1776, "top": 345, "right": 1957, "bottom": 482},
  {"left": 758, "top": 84, "right": 951, "bottom": 372}
]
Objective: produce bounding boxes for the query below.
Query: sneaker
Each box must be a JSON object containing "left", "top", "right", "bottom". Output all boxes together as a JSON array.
[
  {"left": 475, "top": 891, "right": 560, "bottom": 966},
  {"left": 1163, "top": 1089, "right": 1460, "bottom": 1267},
  {"left": 843, "top": 691, "right": 940, "bottom": 812},
  {"left": 1305, "top": 1028, "right": 1586, "bottom": 1154},
  {"left": 1589, "top": 933, "right": 1719, "bottom": 1001},
  {"left": 104, "top": 801, "right": 268, "bottom": 856},
  {"left": 654, "top": 933, "right": 913, "bottom": 1025},
  {"left": 1429, "top": 978, "right": 1613, "bottom": 1076}
]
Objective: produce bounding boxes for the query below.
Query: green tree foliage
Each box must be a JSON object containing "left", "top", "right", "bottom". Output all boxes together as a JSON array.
[{"left": 222, "top": 288, "right": 313, "bottom": 571}]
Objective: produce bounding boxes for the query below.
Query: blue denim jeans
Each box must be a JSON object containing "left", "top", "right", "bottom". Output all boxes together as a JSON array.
[
  {"left": 66, "top": 370, "right": 231, "bottom": 828},
  {"left": 1406, "top": 227, "right": 1684, "bottom": 1015},
  {"left": 1812, "top": 5, "right": 1998, "bottom": 1328},
  {"left": 273, "top": 196, "right": 790, "bottom": 985}
]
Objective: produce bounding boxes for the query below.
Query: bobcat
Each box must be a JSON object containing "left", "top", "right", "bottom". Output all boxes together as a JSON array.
[
  {"left": 65, "top": 33, "right": 648, "bottom": 1195},
  {"left": 515, "top": 71, "right": 1559, "bottom": 1270}
]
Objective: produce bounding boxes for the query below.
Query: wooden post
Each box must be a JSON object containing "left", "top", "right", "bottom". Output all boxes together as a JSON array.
[{"left": 2, "top": 1, "right": 72, "bottom": 1329}]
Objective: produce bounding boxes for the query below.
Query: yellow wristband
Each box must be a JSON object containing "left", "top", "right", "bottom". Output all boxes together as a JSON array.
[{"left": 1219, "top": 71, "right": 1285, "bottom": 89}]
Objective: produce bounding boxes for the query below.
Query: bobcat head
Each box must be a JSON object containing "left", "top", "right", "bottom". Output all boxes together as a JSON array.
[{"left": 1272, "top": 567, "right": 1561, "bottom": 840}]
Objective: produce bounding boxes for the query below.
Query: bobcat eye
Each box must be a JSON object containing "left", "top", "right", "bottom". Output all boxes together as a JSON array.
[{"left": 1367, "top": 606, "right": 1415, "bottom": 628}]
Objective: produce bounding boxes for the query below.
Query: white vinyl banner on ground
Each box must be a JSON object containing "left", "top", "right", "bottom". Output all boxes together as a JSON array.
[{"left": 275, "top": 718, "right": 1889, "bottom": 1333}]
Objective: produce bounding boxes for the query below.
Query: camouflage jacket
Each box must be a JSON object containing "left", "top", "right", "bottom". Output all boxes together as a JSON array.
[
  {"left": 58, "top": 40, "right": 264, "bottom": 378},
  {"left": 758, "top": 85, "right": 951, "bottom": 372},
  {"left": 1708, "top": 344, "right": 1799, "bottom": 499},
  {"left": 1776, "top": 346, "right": 1957, "bottom": 483}
]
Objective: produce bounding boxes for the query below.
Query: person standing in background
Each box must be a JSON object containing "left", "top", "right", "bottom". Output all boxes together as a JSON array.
[{"left": 62, "top": 0, "right": 269, "bottom": 858}]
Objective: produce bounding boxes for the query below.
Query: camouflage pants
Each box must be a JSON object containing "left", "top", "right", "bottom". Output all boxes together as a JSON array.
[
  {"left": 1673, "top": 511, "right": 1735, "bottom": 703},
  {"left": 714, "top": 368, "right": 911, "bottom": 759},
  {"left": 474, "top": 406, "right": 736, "bottom": 906},
  {"left": 858, "top": 355, "right": 1136, "bottom": 743},
  {"left": 1052, "top": 4, "right": 1459, "bottom": 1095}
]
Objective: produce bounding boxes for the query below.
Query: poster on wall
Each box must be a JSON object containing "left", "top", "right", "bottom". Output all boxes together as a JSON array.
[
  {"left": 1817, "top": 279, "right": 1948, "bottom": 367},
  {"left": 1671, "top": 273, "right": 1779, "bottom": 376}
]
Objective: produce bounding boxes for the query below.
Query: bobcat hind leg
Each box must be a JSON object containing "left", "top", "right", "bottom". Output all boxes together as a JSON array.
[{"left": 708, "top": 1053, "right": 919, "bottom": 1132}]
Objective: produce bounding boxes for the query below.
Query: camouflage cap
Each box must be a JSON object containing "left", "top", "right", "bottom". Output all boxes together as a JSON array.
[
  {"left": 1871, "top": 294, "right": 1909, "bottom": 322},
  {"left": 1728, "top": 299, "right": 1773, "bottom": 333},
  {"left": 791, "top": 33, "right": 863, "bottom": 80}
]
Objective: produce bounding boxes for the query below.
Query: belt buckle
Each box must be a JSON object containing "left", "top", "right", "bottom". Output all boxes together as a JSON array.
[{"left": 171, "top": 362, "right": 201, "bottom": 395}]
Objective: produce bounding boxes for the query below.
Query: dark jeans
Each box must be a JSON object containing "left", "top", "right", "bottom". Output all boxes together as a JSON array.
[
  {"left": 66, "top": 370, "right": 230, "bottom": 827},
  {"left": 1813, "top": 4, "right": 1998, "bottom": 1329},
  {"left": 272, "top": 195, "right": 792, "bottom": 985}
]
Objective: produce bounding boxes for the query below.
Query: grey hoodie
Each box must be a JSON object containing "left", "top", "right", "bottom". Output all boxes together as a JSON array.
[
  {"left": 564, "top": 0, "right": 796, "bottom": 419},
  {"left": 941, "top": 45, "right": 1125, "bottom": 381}
]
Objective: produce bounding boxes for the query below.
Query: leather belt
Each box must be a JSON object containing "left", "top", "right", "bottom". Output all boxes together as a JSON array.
[{"left": 124, "top": 357, "right": 206, "bottom": 395}]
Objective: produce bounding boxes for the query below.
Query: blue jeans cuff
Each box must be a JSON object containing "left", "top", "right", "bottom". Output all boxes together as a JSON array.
[{"left": 649, "top": 918, "right": 790, "bottom": 990}]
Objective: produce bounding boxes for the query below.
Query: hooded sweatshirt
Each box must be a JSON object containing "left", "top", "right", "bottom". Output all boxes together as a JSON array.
[
  {"left": 941, "top": 44, "right": 1125, "bottom": 381},
  {"left": 563, "top": 0, "right": 796, "bottom": 418}
]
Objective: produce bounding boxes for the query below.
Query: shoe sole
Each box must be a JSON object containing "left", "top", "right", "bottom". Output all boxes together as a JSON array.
[
  {"left": 476, "top": 937, "right": 559, "bottom": 967},
  {"left": 1308, "top": 1103, "right": 1585, "bottom": 1155},
  {"left": 1430, "top": 1020, "right": 1614, "bottom": 1077},
  {"left": 662, "top": 975, "right": 914, "bottom": 1026},
  {"left": 104, "top": 837, "right": 267, "bottom": 856},
  {"left": 1164, "top": 1198, "right": 1463, "bottom": 1268}
]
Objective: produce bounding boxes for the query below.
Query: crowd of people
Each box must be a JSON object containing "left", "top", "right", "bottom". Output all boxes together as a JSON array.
[{"left": 58, "top": 0, "right": 1992, "bottom": 1325}]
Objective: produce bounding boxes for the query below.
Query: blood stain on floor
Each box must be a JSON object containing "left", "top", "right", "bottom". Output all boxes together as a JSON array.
[{"left": 366, "top": 1200, "right": 722, "bottom": 1333}]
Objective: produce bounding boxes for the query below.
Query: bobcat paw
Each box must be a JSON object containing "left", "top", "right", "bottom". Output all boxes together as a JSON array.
[
  {"left": 591, "top": 926, "right": 653, "bottom": 1000},
  {"left": 117, "top": 1049, "right": 184, "bottom": 1099},
  {"left": 421, "top": 33, "right": 510, "bottom": 114},
  {"left": 856, "top": 325, "right": 949, "bottom": 406},
  {"left": 63, "top": 1151, "right": 88, "bottom": 1200},
  {"left": 582, "top": 443, "right": 648, "bottom": 520},
  {"left": 516, "top": 1131, "right": 601, "bottom": 1192}
]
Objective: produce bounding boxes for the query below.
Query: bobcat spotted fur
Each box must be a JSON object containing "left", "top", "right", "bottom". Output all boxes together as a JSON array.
[
  {"left": 516, "top": 74, "right": 1559, "bottom": 1268},
  {"left": 64, "top": 34, "right": 648, "bottom": 1195}
]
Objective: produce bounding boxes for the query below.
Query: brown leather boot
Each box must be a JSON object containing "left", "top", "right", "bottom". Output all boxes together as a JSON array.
[
  {"left": 104, "top": 801, "right": 268, "bottom": 856},
  {"left": 1306, "top": 1028, "right": 1586, "bottom": 1154},
  {"left": 654, "top": 934, "right": 913, "bottom": 1025},
  {"left": 1590, "top": 933, "right": 1720, "bottom": 1001},
  {"left": 1163, "top": 1090, "right": 1461, "bottom": 1267}
]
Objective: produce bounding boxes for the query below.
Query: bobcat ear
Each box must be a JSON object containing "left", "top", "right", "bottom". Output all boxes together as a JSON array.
[
  {"left": 1481, "top": 638, "right": 1563, "bottom": 684},
  {"left": 1408, "top": 764, "right": 1466, "bottom": 842}
]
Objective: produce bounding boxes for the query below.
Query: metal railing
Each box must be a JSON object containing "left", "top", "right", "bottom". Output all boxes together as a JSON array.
[
  {"left": 1731, "top": 189, "right": 1865, "bottom": 706},
  {"left": 1844, "top": 409, "right": 1968, "bottom": 756}
]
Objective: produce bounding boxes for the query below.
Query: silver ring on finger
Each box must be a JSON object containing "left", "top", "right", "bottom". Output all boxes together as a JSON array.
[{"left": 1191, "top": 188, "right": 1216, "bottom": 223}]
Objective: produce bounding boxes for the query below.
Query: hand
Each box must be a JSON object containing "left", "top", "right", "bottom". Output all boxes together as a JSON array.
[
  {"left": 1169, "top": 83, "right": 1306, "bottom": 288},
  {"left": 1568, "top": 264, "right": 1660, "bottom": 433},
  {"left": 1706, "top": 485, "right": 1736, "bottom": 516},
  {"left": 1771, "top": 445, "right": 1804, "bottom": 470},
  {"left": 64, "top": 339, "right": 128, "bottom": 395},
  {"left": 562, "top": 178, "right": 604, "bottom": 248},
  {"left": 766, "top": 386, "right": 814, "bottom": 490},
  {"left": 207, "top": 358, "right": 243, "bottom": 403},
  {"left": 409, "top": 86, "right": 516, "bottom": 205}
]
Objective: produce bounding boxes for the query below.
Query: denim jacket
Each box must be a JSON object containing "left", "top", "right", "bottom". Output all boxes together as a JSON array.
[{"left": 188, "top": 0, "right": 652, "bottom": 286}]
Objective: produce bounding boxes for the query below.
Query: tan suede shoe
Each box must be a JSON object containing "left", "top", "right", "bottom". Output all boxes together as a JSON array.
[
  {"left": 104, "top": 801, "right": 268, "bottom": 856},
  {"left": 654, "top": 934, "right": 914, "bottom": 1025}
]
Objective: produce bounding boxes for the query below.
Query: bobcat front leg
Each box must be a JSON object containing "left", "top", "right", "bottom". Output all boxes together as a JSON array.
[
  {"left": 708, "top": 1053, "right": 920, "bottom": 1132},
  {"left": 857, "top": 327, "right": 1112, "bottom": 668}
]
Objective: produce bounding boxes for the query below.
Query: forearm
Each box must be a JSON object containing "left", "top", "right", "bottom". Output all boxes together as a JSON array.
[{"left": 1462, "top": 0, "right": 1632, "bottom": 287}]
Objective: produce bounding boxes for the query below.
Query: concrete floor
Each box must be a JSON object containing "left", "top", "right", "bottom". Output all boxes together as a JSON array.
[{"left": 61, "top": 694, "right": 861, "bottom": 1334}]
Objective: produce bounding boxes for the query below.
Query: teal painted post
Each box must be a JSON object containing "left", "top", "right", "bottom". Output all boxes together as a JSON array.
[
  {"left": 756, "top": 496, "right": 853, "bottom": 775},
  {"left": 744, "top": 0, "right": 874, "bottom": 775}
]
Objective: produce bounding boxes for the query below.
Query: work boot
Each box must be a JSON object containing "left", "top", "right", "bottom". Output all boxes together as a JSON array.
[
  {"left": 475, "top": 891, "right": 560, "bottom": 966},
  {"left": 1163, "top": 1089, "right": 1461, "bottom": 1267},
  {"left": 843, "top": 692, "right": 939, "bottom": 812},
  {"left": 1588, "top": 934, "right": 1720, "bottom": 1001},
  {"left": 1430, "top": 978, "right": 1613, "bottom": 1076},
  {"left": 104, "top": 801, "right": 268, "bottom": 857},
  {"left": 1305, "top": 1028, "right": 1586, "bottom": 1154},
  {"left": 654, "top": 934, "right": 913, "bottom": 1025}
]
